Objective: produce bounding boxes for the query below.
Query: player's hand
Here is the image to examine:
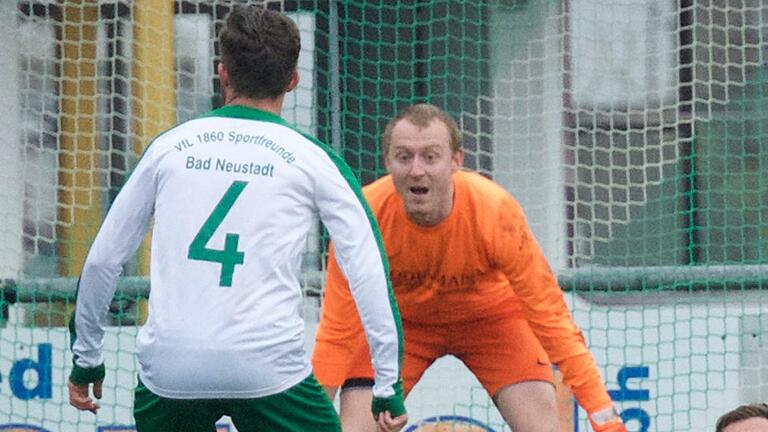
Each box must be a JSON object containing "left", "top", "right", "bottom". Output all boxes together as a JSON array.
[
  {"left": 68, "top": 379, "right": 102, "bottom": 414},
  {"left": 375, "top": 410, "right": 408, "bottom": 432}
]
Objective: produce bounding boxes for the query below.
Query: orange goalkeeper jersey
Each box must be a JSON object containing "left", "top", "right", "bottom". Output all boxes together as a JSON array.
[{"left": 319, "top": 170, "right": 612, "bottom": 412}]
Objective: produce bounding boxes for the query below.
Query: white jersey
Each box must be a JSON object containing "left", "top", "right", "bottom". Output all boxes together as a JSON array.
[{"left": 72, "top": 105, "right": 402, "bottom": 399}]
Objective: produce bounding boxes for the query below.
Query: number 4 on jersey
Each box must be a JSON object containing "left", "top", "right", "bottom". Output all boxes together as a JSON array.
[{"left": 188, "top": 181, "right": 247, "bottom": 287}]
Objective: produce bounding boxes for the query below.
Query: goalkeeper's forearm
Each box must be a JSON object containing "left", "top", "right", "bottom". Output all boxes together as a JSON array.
[{"left": 556, "top": 352, "right": 626, "bottom": 431}]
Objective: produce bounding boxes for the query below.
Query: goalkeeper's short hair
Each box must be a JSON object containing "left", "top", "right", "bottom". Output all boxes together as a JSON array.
[{"left": 716, "top": 403, "right": 768, "bottom": 432}]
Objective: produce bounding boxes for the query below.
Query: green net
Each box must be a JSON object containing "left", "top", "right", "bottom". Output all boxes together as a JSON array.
[{"left": 1, "top": 1, "right": 767, "bottom": 431}]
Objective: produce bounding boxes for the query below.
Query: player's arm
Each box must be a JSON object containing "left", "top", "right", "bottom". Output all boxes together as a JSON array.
[
  {"left": 314, "top": 152, "right": 405, "bottom": 420},
  {"left": 69, "top": 144, "right": 157, "bottom": 412},
  {"left": 493, "top": 199, "right": 625, "bottom": 432},
  {"left": 312, "top": 242, "right": 369, "bottom": 394}
]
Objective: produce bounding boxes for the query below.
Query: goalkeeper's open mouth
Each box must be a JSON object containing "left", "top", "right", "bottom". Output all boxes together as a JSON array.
[{"left": 409, "top": 186, "right": 429, "bottom": 195}]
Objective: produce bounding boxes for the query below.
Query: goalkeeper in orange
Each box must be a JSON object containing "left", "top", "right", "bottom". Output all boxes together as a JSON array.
[{"left": 312, "top": 103, "right": 626, "bottom": 432}]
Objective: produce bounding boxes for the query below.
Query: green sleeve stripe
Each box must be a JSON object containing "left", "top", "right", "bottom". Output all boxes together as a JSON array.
[
  {"left": 311, "top": 142, "right": 405, "bottom": 373},
  {"left": 68, "top": 281, "right": 79, "bottom": 351}
]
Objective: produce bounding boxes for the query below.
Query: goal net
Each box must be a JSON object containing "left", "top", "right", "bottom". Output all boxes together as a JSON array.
[{"left": 1, "top": 1, "right": 767, "bottom": 431}]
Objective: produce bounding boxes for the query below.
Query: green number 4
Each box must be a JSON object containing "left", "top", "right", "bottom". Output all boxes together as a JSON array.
[{"left": 188, "top": 181, "right": 247, "bottom": 287}]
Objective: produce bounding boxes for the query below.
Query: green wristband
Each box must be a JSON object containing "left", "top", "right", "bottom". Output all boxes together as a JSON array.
[
  {"left": 371, "top": 380, "right": 406, "bottom": 417},
  {"left": 69, "top": 363, "right": 105, "bottom": 385},
  {"left": 372, "top": 395, "right": 406, "bottom": 417}
]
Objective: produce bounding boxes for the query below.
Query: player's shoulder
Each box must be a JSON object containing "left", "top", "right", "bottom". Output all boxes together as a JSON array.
[
  {"left": 456, "top": 172, "right": 533, "bottom": 248},
  {"left": 457, "top": 170, "right": 520, "bottom": 207},
  {"left": 144, "top": 115, "right": 221, "bottom": 151},
  {"left": 361, "top": 175, "right": 397, "bottom": 208}
]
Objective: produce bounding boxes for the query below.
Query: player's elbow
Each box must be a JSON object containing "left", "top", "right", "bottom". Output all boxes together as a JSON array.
[{"left": 81, "top": 255, "right": 123, "bottom": 280}]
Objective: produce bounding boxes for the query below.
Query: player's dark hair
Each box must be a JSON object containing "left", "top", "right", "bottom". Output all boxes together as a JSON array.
[
  {"left": 382, "top": 103, "right": 462, "bottom": 157},
  {"left": 716, "top": 403, "right": 768, "bottom": 432},
  {"left": 219, "top": 6, "right": 300, "bottom": 99}
]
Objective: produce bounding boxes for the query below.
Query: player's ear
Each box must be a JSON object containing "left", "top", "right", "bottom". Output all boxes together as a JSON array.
[
  {"left": 452, "top": 148, "right": 464, "bottom": 171},
  {"left": 383, "top": 150, "right": 393, "bottom": 173},
  {"left": 218, "top": 62, "right": 229, "bottom": 88},
  {"left": 285, "top": 70, "right": 299, "bottom": 93}
]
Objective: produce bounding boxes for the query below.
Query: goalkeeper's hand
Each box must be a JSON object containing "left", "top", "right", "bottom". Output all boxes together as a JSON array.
[
  {"left": 589, "top": 405, "right": 628, "bottom": 432},
  {"left": 68, "top": 363, "right": 105, "bottom": 414}
]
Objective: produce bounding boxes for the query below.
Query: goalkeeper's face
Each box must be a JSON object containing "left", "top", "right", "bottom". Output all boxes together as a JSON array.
[{"left": 385, "top": 118, "right": 463, "bottom": 227}]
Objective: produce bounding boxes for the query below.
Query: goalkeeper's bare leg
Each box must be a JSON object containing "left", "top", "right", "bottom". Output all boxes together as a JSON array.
[
  {"left": 325, "top": 385, "right": 403, "bottom": 432},
  {"left": 341, "top": 387, "right": 377, "bottom": 432},
  {"left": 494, "top": 381, "right": 560, "bottom": 432}
]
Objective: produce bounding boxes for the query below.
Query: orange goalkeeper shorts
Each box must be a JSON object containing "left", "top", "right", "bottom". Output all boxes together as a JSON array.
[{"left": 312, "top": 312, "right": 554, "bottom": 397}]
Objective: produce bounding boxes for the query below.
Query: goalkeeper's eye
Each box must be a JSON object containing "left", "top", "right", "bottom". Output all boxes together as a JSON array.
[{"left": 395, "top": 153, "right": 412, "bottom": 163}]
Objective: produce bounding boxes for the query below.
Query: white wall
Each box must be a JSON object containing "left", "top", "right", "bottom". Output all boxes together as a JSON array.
[
  {"left": 489, "top": 2, "right": 567, "bottom": 269},
  {"left": 0, "top": 2, "right": 22, "bottom": 279}
]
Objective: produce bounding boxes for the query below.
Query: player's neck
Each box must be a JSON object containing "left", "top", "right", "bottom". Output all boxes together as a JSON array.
[{"left": 225, "top": 93, "right": 285, "bottom": 116}]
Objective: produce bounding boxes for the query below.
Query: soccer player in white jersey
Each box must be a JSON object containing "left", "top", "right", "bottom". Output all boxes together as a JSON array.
[{"left": 67, "top": 6, "right": 407, "bottom": 432}]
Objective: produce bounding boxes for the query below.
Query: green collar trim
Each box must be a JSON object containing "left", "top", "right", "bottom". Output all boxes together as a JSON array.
[{"left": 203, "top": 105, "right": 290, "bottom": 127}]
